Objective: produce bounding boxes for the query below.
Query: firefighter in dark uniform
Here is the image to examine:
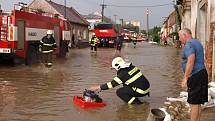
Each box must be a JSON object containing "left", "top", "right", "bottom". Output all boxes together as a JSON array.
[
  {"left": 39, "top": 30, "right": 57, "bottom": 67},
  {"left": 89, "top": 57, "right": 150, "bottom": 104},
  {"left": 115, "top": 35, "right": 123, "bottom": 51},
  {"left": 132, "top": 34, "right": 137, "bottom": 48},
  {"left": 89, "top": 33, "right": 99, "bottom": 52}
]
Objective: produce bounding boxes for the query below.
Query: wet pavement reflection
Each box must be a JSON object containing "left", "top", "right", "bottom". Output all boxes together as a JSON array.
[{"left": 0, "top": 42, "right": 214, "bottom": 121}]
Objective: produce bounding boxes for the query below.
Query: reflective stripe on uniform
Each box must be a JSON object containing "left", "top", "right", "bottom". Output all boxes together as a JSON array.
[
  {"left": 128, "top": 97, "right": 136, "bottom": 104},
  {"left": 125, "top": 71, "right": 142, "bottom": 85},
  {"left": 47, "top": 63, "right": 52, "bottom": 66},
  {"left": 43, "top": 43, "right": 54, "bottom": 46},
  {"left": 107, "top": 82, "right": 113, "bottom": 89},
  {"left": 132, "top": 87, "right": 150, "bottom": 94},
  {"left": 128, "top": 67, "right": 139, "bottom": 75},
  {"left": 90, "top": 39, "right": 97, "bottom": 46},
  {"left": 114, "top": 77, "right": 123, "bottom": 84},
  {"left": 42, "top": 50, "right": 54, "bottom": 53}
]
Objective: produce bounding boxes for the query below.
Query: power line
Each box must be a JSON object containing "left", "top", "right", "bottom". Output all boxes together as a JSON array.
[{"left": 106, "top": 3, "right": 172, "bottom": 8}]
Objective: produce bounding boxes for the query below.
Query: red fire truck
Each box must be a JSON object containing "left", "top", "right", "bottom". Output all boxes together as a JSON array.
[
  {"left": 0, "top": 6, "right": 71, "bottom": 65},
  {"left": 93, "top": 22, "right": 116, "bottom": 47}
]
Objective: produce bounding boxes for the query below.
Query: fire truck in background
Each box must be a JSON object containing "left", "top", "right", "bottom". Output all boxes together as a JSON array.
[
  {"left": 93, "top": 22, "right": 117, "bottom": 47},
  {"left": 0, "top": 5, "right": 71, "bottom": 65},
  {"left": 121, "top": 29, "right": 146, "bottom": 42},
  {"left": 121, "top": 29, "right": 131, "bottom": 42}
]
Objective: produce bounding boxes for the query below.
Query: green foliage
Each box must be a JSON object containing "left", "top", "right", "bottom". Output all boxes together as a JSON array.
[
  {"left": 140, "top": 29, "right": 147, "bottom": 34},
  {"left": 148, "top": 26, "right": 161, "bottom": 42},
  {"left": 123, "top": 23, "right": 139, "bottom": 33},
  {"left": 153, "top": 34, "right": 160, "bottom": 43},
  {"left": 148, "top": 26, "right": 161, "bottom": 35}
]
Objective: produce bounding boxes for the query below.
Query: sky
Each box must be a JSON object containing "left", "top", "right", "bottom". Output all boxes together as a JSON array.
[{"left": 0, "top": 0, "right": 174, "bottom": 29}]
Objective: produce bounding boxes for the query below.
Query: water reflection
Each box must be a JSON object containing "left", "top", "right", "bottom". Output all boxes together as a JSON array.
[{"left": 114, "top": 103, "right": 150, "bottom": 121}]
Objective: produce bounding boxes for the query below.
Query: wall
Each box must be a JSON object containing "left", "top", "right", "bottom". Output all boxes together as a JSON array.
[
  {"left": 190, "top": 0, "right": 198, "bottom": 37},
  {"left": 71, "top": 23, "right": 89, "bottom": 44},
  {"left": 205, "top": 0, "right": 215, "bottom": 81},
  {"left": 210, "top": 0, "right": 215, "bottom": 81},
  {"left": 197, "top": 2, "right": 207, "bottom": 49}
]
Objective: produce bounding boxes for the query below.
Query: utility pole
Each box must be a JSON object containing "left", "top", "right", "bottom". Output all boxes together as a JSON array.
[
  {"left": 120, "top": 19, "right": 124, "bottom": 26},
  {"left": 114, "top": 14, "right": 117, "bottom": 24},
  {"left": 64, "top": 0, "right": 66, "bottom": 18},
  {"left": 101, "top": 0, "right": 107, "bottom": 22},
  {"left": 0, "top": 4, "right": 2, "bottom": 14},
  {"left": 120, "top": 18, "right": 124, "bottom": 34},
  {"left": 146, "top": 8, "right": 149, "bottom": 41}
]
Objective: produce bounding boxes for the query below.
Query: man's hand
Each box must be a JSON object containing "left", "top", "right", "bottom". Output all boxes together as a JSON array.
[
  {"left": 181, "top": 77, "right": 188, "bottom": 89},
  {"left": 88, "top": 85, "right": 101, "bottom": 91}
]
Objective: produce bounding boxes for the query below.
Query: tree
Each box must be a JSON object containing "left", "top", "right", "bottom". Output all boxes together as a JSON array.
[
  {"left": 148, "top": 26, "right": 161, "bottom": 42},
  {"left": 123, "top": 23, "right": 139, "bottom": 33},
  {"left": 140, "top": 29, "right": 147, "bottom": 35}
]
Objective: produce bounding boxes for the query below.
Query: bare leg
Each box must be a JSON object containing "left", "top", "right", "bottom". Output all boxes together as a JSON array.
[
  {"left": 198, "top": 105, "right": 201, "bottom": 121},
  {"left": 190, "top": 104, "right": 201, "bottom": 121}
]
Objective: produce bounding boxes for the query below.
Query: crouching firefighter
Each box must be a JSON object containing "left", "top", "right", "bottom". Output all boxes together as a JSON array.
[
  {"left": 89, "top": 57, "right": 150, "bottom": 104},
  {"left": 39, "top": 30, "right": 57, "bottom": 66}
]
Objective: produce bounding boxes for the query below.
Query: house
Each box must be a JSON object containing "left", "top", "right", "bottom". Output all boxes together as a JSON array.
[
  {"left": 160, "top": 10, "right": 177, "bottom": 45},
  {"left": 29, "top": 0, "right": 89, "bottom": 46}
]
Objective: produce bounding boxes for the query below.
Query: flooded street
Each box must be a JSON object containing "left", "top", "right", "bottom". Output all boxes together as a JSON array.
[{"left": 0, "top": 42, "right": 214, "bottom": 121}]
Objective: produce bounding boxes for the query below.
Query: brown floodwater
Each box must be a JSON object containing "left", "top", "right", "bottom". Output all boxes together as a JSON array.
[{"left": 0, "top": 42, "right": 214, "bottom": 121}]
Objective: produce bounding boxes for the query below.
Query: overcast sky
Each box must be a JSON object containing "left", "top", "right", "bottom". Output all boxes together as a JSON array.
[{"left": 0, "top": 0, "right": 174, "bottom": 29}]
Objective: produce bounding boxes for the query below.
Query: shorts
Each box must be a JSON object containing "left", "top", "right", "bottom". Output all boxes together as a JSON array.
[{"left": 187, "top": 69, "right": 208, "bottom": 104}]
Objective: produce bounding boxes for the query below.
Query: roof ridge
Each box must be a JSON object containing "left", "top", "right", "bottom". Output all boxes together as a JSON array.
[{"left": 47, "top": 0, "right": 89, "bottom": 25}]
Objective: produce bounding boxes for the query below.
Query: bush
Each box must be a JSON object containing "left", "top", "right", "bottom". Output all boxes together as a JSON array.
[{"left": 152, "top": 34, "right": 160, "bottom": 43}]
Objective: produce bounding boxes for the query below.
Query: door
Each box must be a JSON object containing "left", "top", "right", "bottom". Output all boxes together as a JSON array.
[{"left": 17, "top": 20, "right": 25, "bottom": 50}]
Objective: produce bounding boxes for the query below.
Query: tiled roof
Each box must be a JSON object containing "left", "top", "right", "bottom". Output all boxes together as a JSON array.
[{"left": 47, "top": 1, "right": 89, "bottom": 26}]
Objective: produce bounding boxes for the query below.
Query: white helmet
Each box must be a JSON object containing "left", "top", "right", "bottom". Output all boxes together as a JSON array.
[
  {"left": 47, "top": 30, "right": 53, "bottom": 35},
  {"left": 112, "top": 57, "right": 130, "bottom": 71}
]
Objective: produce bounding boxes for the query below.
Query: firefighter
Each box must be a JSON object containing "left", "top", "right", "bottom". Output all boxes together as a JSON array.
[
  {"left": 39, "top": 30, "right": 57, "bottom": 67},
  {"left": 89, "top": 57, "right": 150, "bottom": 104},
  {"left": 115, "top": 35, "right": 123, "bottom": 52},
  {"left": 89, "top": 33, "right": 99, "bottom": 52},
  {"left": 132, "top": 34, "right": 137, "bottom": 48}
]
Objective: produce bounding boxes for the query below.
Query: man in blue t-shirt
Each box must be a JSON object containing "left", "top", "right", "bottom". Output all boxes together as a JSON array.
[{"left": 179, "top": 28, "right": 208, "bottom": 121}]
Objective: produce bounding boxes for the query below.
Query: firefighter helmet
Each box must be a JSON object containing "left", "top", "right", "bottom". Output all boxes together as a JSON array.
[
  {"left": 47, "top": 30, "right": 53, "bottom": 35},
  {"left": 112, "top": 57, "right": 126, "bottom": 71}
]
